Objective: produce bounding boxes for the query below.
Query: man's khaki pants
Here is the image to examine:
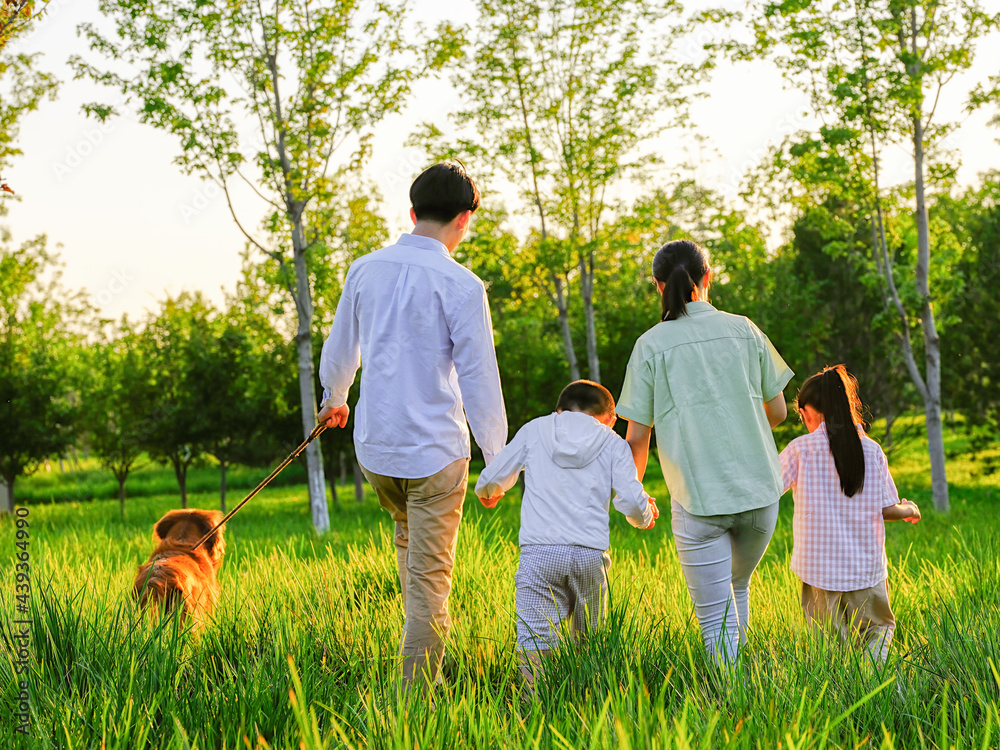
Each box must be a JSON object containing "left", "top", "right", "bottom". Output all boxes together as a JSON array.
[
  {"left": 361, "top": 458, "right": 469, "bottom": 689},
  {"left": 801, "top": 580, "right": 896, "bottom": 663}
]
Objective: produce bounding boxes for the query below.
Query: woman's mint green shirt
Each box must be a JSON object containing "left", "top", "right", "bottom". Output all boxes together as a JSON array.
[{"left": 617, "top": 302, "right": 793, "bottom": 516}]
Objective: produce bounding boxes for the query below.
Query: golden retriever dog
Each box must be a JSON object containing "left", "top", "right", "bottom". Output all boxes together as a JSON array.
[{"left": 133, "top": 508, "right": 226, "bottom": 628}]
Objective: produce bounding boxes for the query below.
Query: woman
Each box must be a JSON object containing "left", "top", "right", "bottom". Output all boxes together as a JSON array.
[{"left": 617, "top": 239, "right": 792, "bottom": 664}]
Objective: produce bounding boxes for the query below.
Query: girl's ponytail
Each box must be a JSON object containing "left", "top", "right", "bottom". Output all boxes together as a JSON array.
[
  {"left": 652, "top": 240, "right": 710, "bottom": 322},
  {"left": 797, "top": 365, "right": 866, "bottom": 497}
]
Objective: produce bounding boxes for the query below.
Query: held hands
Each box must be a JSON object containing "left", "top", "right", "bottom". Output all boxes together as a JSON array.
[
  {"left": 317, "top": 402, "right": 350, "bottom": 429},
  {"left": 643, "top": 498, "right": 659, "bottom": 530},
  {"left": 479, "top": 489, "right": 504, "bottom": 509}
]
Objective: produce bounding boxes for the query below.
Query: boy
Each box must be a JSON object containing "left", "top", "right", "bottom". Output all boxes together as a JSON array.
[
  {"left": 318, "top": 163, "right": 507, "bottom": 692},
  {"left": 475, "top": 380, "right": 657, "bottom": 690}
]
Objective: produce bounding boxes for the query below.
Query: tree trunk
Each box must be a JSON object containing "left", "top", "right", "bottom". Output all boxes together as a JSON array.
[
  {"left": 579, "top": 249, "right": 600, "bottom": 383},
  {"left": 913, "top": 112, "right": 949, "bottom": 513},
  {"left": 552, "top": 273, "right": 580, "bottom": 381},
  {"left": 220, "top": 461, "right": 227, "bottom": 513},
  {"left": 118, "top": 474, "right": 126, "bottom": 516},
  {"left": 324, "top": 457, "right": 338, "bottom": 506},
  {"left": 291, "top": 219, "right": 331, "bottom": 534},
  {"left": 0, "top": 476, "right": 12, "bottom": 515},
  {"left": 340, "top": 451, "right": 348, "bottom": 486},
  {"left": 172, "top": 457, "right": 189, "bottom": 509},
  {"left": 354, "top": 460, "right": 364, "bottom": 503},
  {"left": 884, "top": 398, "right": 895, "bottom": 450},
  {"left": 867, "top": 112, "right": 948, "bottom": 511}
]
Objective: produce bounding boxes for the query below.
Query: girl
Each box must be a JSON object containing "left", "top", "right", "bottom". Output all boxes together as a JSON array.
[
  {"left": 618, "top": 239, "right": 793, "bottom": 664},
  {"left": 780, "top": 365, "right": 920, "bottom": 663}
]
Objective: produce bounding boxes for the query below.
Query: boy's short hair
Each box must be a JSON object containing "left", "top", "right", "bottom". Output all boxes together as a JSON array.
[
  {"left": 410, "top": 163, "right": 481, "bottom": 224},
  {"left": 556, "top": 380, "right": 615, "bottom": 417}
]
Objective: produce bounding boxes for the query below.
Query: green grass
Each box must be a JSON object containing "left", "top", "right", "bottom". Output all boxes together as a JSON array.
[{"left": 1, "top": 421, "right": 998, "bottom": 749}]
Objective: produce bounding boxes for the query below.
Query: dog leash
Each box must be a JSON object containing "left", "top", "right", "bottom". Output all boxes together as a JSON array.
[{"left": 191, "top": 422, "right": 328, "bottom": 551}]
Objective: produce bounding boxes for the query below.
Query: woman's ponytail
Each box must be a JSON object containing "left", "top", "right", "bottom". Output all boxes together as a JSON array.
[
  {"left": 664, "top": 265, "right": 696, "bottom": 321},
  {"left": 652, "top": 240, "right": 710, "bottom": 322},
  {"left": 797, "top": 365, "right": 866, "bottom": 497}
]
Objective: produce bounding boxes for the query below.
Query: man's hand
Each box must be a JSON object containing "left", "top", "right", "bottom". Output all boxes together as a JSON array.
[
  {"left": 643, "top": 498, "right": 659, "bottom": 530},
  {"left": 479, "top": 490, "right": 504, "bottom": 509},
  {"left": 318, "top": 402, "right": 350, "bottom": 429}
]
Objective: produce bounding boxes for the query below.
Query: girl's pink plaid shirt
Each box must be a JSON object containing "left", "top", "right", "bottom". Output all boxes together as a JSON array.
[{"left": 779, "top": 423, "right": 900, "bottom": 592}]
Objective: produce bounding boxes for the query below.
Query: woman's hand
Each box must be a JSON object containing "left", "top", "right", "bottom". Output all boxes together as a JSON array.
[{"left": 643, "top": 498, "right": 659, "bottom": 530}]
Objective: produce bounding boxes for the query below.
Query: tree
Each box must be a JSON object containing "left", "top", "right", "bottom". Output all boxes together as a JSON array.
[
  {"left": 0, "top": 241, "right": 85, "bottom": 513},
  {"left": 74, "top": 0, "right": 443, "bottom": 533},
  {"left": 83, "top": 322, "right": 155, "bottom": 514},
  {"left": 420, "top": 0, "right": 703, "bottom": 383},
  {"left": 939, "top": 174, "right": 1000, "bottom": 471},
  {"left": 188, "top": 298, "right": 294, "bottom": 511},
  {"left": 138, "top": 294, "right": 215, "bottom": 510},
  {"left": 737, "top": 0, "right": 1000, "bottom": 511}
]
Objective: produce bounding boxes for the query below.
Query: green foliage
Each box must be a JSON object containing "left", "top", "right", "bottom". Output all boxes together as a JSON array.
[
  {"left": 0, "top": 1, "right": 47, "bottom": 50},
  {"left": 136, "top": 293, "right": 216, "bottom": 509},
  {"left": 0, "top": 51, "right": 57, "bottom": 179},
  {"left": 939, "top": 174, "right": 1000, "bottom": 473},
  {"left": 0, "top": 241, "right": 88, "bottom": 510},
  {"left": 128, "top": 289, "right": 300, "bottom": 510},
  {"left": 415, "top": 0, "right": 707, "bottom": 382},
  {"left": 444, "top": 0, "right": 691, "bottom": 231},
  {"left": 81, "top": 321, "right": 157, "bottom": 511},
  {"left": 72, "top": 0, "right": 427, "bottom": 289},
  {"left": 187, "top": 315, "right": 290, "bottom": 510}
]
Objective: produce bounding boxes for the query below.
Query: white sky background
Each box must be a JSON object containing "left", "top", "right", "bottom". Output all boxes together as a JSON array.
[{"left": 4, "top": 0, "right": 1000, "bottom": 322}]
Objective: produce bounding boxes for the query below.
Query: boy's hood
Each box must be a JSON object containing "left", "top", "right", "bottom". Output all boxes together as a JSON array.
[{"left": 539, "top": 411, "right": 616, "bottom": 469}]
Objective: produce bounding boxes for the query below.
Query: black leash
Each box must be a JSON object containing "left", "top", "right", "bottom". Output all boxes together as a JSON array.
[{"left": 191, "top": 423, "right": 327, "bottom": 551}]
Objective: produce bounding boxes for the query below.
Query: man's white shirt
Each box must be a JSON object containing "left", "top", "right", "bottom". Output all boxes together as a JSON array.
[{"left": 319, "top": 233, "right": 507, "bottom": 478}]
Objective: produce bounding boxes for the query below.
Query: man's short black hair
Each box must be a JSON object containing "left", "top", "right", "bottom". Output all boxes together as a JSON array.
[
  {"left": 556, "top": 380, "right": 615, "bottom": 417},
  {"left": 410, "top": 163, "right": 481, "bottom": 224}
]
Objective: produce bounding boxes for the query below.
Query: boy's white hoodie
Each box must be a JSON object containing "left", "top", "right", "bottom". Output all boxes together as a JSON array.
[{"left": 475, "top": 410, "right": 654, "bottom": 550}]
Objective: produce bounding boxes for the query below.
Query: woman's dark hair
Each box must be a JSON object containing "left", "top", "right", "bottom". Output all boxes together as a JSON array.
[
  {"left": 796, "top": 365, "right": 866, "bottom": 497},
  {"left": 651, "top": 240, "right": 711, "bottom": 321},
  {"left": 410, "top": 163, "right": 481, "bottom": 224}
]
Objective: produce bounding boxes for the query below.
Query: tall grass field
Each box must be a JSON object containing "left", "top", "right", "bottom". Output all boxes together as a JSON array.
[{"left": 2, "top": 419, "right": 998, "bottom": 749}]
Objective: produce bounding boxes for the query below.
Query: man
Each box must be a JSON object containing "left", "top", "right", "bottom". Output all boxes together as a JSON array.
[{"left": 317, "top": 163, "right": 507, "bottom": 690}]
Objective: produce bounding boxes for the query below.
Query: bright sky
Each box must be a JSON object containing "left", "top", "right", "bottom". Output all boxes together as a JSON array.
[{"left": 5, "top": 0, "right": 1000, "bottom": 322}]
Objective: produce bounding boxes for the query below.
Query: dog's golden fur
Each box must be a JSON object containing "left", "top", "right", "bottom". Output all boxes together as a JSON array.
[{"left": 133, "top": 508, "right": 226, "bottom": 627}]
